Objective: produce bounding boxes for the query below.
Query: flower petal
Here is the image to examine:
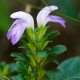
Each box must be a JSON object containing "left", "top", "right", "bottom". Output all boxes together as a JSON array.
[
  {"left": 46, "top": 15, "right": 66, "bottom": 28},
  {"left": 8, "top": 19, "right": 19, "bottom": 32},
  {"left": 7, "top": 19, "right": 28, "bottom": 40},
  {"left": 10, "top": 11, "right": 34, "bottom": 29},
  {"left": 11, "top": 26, "right": 27, "bottom": 45},
  {"left": 7, "top": 23, "right": 20, "bottom": 40},
  {"left": 37, "top": 5, "right": 58, "bottom": 27}
]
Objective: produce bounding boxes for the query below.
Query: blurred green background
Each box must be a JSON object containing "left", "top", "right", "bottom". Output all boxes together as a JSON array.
[{"left": 0, "top": 0, "right": 80, "bottom": 70}]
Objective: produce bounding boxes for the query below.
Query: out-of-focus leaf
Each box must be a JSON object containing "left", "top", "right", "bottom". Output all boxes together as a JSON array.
[
  {"left": 2, "top": 65, "right": 9, "bottom": 76},
  {"left": 8, "top": 63, "right": 16, "bottom": 74},
  {"left": 37, "top": 51, "right": 47, "bottom": 58},
  {"left": 46, "top": 0, "right": 79, "bottom": 20},
  {"left": 45, "top": 70, "right": 55, "bottom": 80},
  {"left": 55, "top": 56, "right": 80, "bottom": 80}
]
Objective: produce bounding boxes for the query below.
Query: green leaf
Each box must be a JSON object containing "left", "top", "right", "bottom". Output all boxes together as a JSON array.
[
  {"left": 31, "top": 71, "right": 38, "bottom": 77},
  {"left": 15, "top": 65, "right": 24, "bottom": 74},
  {"left": 55, "top": 56, "right": 80, "bottom": 80},
  {"left": 27, "top": 50, "right": 33, "bottom": 57},
  {"left": 0, "top": 61, "right": 6, "bottom": 71},
  {"left": 20, "top": 37, "right": 29, "bottom": 44},
  {"left": 19, "top": 46, "right": 34, "bottom": 56},
  {"left": 49, "top": 59, "right": 59, "bottom": 65},
  {"left": 2, "top": 65, "right": 9, "bottom": 76},
  {"left": 44, "top": 47, "right": 51, "bottom": 53},
  {"left": 16, "top": 60, "right": 25, "bottom": 70},
  {"left": 17, "top": 73, "right": 25, "bottom": 80},
  {"left": 8, "top": 63, "right": 15, "bottom": 74},
  {"left": 37, "top": 51, "right": 47, "bottom": 58},
  {"left": 52, "top": 69, "right": 62, "bottom": 74},
  {"left": 44, "top": 30, "right": 60, "bottom": 40},
  {"left": 12, "top": 74, "right": 26, "bottom": 80},
  {"left": 45, "top": 70, "right": 55, "bottom": 80},
  {"left": 11, "top": 53, "right": 29, "bottom": 62},
  {"left": 14, "top": 58, "right": 26, "bottom": 62},
  {"left": 12, "top": 76, "right": 17, "bottom": 80},
  {"left": 0, "top": 62, "right": 6, "bottom": 67},
  {"left": 16, "top": 60, "right": 29, "bottom": 72},
  {"left": 18, "top": 46, "right": 28, "bottom": 50},
  {"left": 48, "top": 45, "right": 67, "bottom": 58}
]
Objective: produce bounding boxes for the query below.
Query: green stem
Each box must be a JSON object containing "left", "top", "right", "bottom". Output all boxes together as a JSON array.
[
  {"left": 41, "top": 0, "right": 48, "bottom": 6},
  {"left": 53, "top": 11, "right": 80, "bottom": 22},
  {"left": 17, "top": 0, "right": 80, "bottom": 22},
  {"left": 41, "top": 0, "right": 80, "bottom": 22}
]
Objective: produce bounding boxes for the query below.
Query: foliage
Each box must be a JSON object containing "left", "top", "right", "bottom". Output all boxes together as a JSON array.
[
  {"left": 55, "top": 56, "right": 80, "bottom": 80},
  {"left": 0, "top": 62, "right": 16, "bottom": 80},
  {"left": 10, "top": 26, "right": 67, "bottom": 80}
]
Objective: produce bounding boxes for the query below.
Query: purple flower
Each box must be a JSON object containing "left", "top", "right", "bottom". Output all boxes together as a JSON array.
[
  {"left": 37, "top": 5, "right": 66, "bottom": 27},
  {"left": 7, "top": 5, "right": 66, "bottom": 45},
  {"left": 7, "top": 11, "right": 34, "bottom": 45}
]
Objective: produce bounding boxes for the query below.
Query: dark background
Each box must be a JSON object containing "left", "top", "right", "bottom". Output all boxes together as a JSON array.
[{"left": 0, "top": 0, "right": 80, "bottom": 70}]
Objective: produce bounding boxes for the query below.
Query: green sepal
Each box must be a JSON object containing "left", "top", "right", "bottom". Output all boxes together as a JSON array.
[
  {"left": 36, "top": 25, "right": 49, "bottom": 41},
  {"left": 29, "top": 56, "right": 37, "bottom": 68},
  {"left": 26, "top": 27, "right": 36, "bottom": 40},
  {"left": 26, "top": 43, "right": 36, "bottom": 55},
  {"left": 48, "top": 45, "right": 67, "bottom": 59},
  {"left": 41, "top": 41, "right": 50, "bottom": 50}
]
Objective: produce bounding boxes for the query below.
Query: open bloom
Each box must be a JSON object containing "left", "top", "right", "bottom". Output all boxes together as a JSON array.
[
  {"left": 7, "top": 5, "right": 66, "bottom": 45},
  {"left": 7, "top": 11, "right": 34, "bottom": 45},
  {"left": 37, "top": 5, "right": 66, "bottom": 27}
]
